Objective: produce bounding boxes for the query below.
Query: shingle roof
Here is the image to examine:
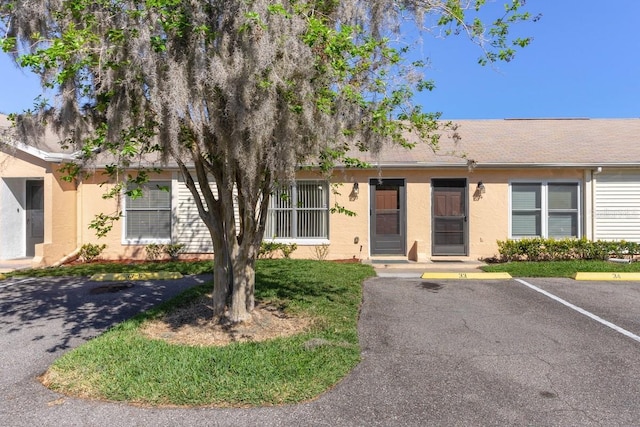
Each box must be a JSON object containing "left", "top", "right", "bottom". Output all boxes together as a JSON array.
[
  {"left": 358, "top": 118, "right": 640, "bottom": 168},
  {"left": 3, "top": 114, "right": 639, "bottom": 168},
  {"left": 0, "top": 113, "right": 75, "bottom": 161}
]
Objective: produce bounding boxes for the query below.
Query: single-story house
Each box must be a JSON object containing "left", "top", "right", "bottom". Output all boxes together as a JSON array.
[{"left": 2, "top": 114, "right": 639, "bottom": 267}]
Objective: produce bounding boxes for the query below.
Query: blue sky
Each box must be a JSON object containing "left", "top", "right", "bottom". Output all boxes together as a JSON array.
[{"left": 1, "top": 1, "right": 639, "bottom": 119}]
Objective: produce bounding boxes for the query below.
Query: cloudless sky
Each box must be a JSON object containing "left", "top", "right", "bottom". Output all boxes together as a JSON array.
[{"left": 1, "top": 1, "right": 639, "bottom": 119}]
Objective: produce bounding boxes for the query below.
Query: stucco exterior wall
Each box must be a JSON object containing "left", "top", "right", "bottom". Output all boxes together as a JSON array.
[
  {"left": 299, "top": 167, "right": 584, "bottom": 262},
  {"left": 77, "top": 171, "right": 174, "bottom": 260},
  {"left": 36, "top": 167, "right": 78, "bottom": 265},
  {"left": 0, "top": 149, "right": 49, "bottom": 262},
  {"left": 65, "top": 167, "right": 584, "bottom": 263}
]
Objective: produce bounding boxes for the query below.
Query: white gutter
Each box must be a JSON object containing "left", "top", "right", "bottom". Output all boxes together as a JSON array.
[
  {"left": 588, "top": 167, "right": 604, "bottom": 241},
  {"left": 335, "top": 162, "right": 640, "bottom": 170},
  {"left": 12, "top": 142, "right": 80, "bottom": 163}
]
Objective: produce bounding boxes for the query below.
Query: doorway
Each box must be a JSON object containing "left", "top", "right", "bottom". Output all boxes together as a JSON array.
[
  {"left": 25, "top": 180, "right": 44, "bottom": 257},
  {"left": 370, "top": 179, "right": 406, "bottom": 255},
  {"left": 432, "top": 178, "right": 467, "bottom": 256}
]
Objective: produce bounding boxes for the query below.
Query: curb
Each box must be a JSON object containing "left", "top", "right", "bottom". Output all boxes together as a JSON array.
[
  {"left": 421, "top": 272, "right": 512, "bottom": 280},
  {"left": 90, "top": 272, "right": 183, "bottom": 281},
  {"left": 573, "top": 272, "right": 640, "bottom": 281}
]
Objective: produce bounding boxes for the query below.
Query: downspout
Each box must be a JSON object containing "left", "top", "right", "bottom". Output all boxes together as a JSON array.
[
  {"left": 51, "top": 247, "right": 81, "bottom": 267},
  {"left": 589, "top": 167, "right": 603, "bottom": 241}
]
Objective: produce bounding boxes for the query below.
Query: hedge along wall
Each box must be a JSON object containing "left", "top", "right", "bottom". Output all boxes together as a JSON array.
[{"left": 496, "top": 237, "right": 640, "bottom": 262}]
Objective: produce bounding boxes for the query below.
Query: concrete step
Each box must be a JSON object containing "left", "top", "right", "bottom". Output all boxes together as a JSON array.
[
  {"left": 366, "top": 258, "right": 486, "bottom": 271},
  {"left": 0, "top": 258, "right": 35, "bottom": 273}
]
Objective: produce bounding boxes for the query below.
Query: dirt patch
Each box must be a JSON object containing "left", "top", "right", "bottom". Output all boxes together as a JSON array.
[{"left": 140, "top": 295, "right": 312, "bottom": 347}]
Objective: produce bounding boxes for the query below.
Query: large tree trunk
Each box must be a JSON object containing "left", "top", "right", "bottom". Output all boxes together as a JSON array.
[
  {"left": 209, "top": 230, "right": 258, "bottom": 323},
  {"left": 210, "top": 232, "right": 231, "bottom": 317},
  {"left": 229, "top": 248, "right": 255, "bottom": 322}
]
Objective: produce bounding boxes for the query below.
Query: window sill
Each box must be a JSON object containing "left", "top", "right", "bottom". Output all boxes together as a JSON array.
[
  {"left": 265, "top": 239, "right": 330, "bottom": 246},
  {"left": 122, "top": 238, "right": 172, "bottom": 246}
]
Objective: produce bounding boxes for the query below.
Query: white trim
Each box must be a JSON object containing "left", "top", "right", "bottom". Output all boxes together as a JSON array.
[
  {"left": 171, "top": 172, "right": 180, "bottom": 242},
  {"left": 265, "top": 238, "right": 330, "bottom": 246},
  {"left": 121, "top": 180, "right": 173, "bottom": 245},
  {"left": 122, "top": 238, "right": 172, "bottom": 246},
  {"left": 584, "top": 169, "right": 594, "bottom": 241},
  {"left": 508, "top": 179, "right": 582, "bottom": 239},
  {"left": 265, "top": 180, "right": 330, "bottom": 241}
]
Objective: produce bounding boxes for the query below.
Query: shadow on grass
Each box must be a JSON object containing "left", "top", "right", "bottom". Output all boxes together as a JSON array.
[{"left": 255, "top": 259, "right": 372, "bottom": 303}]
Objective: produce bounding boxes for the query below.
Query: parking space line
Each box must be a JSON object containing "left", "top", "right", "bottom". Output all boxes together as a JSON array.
[{"left": 515, "top": 278, "right": 640, "bottom": 344}]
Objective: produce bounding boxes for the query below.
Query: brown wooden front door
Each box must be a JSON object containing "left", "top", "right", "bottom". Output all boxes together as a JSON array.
[
  {"left": 432, "top": 179, "right": 467, "bottom": 256},
  {"left": 370, "top": 179, "right": 406, "bottom": 255}
]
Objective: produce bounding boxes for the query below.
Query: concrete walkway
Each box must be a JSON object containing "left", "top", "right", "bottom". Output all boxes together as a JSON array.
[
  {"left": 368, "top": 258, "right": 487, "bottom": 278},
  {"left": 0, "top": 258, "right": 35, "bottom": 273}
]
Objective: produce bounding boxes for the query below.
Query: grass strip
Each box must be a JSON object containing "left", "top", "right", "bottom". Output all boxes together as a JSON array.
[
  {"left": 3, "top": 260, "right": 213, "bottom": 278},
  {"left": 482, "top": 260, "right": 640, "bottom": 278},
  {"left": 43, "top": 259, "right": 375, "bottom": 407}
]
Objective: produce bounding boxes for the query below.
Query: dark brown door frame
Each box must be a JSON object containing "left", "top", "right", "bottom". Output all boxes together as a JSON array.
[
  {"left": 431, "top": 178, "right": 468, "bottom": 256},
  {"left": 370, "top": 178, "right": 406, "bottom": 255}
]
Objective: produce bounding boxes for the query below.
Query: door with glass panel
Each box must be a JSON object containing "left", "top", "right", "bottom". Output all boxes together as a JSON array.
[
  {"left": 370, "top": 179, "right": 406, "bottom": 255},
  {"left": 432, "top": 179, "right": 467, "bottom": 256},
  {"left": 25, "top": 180, "right": 45, "bottom": 257}
]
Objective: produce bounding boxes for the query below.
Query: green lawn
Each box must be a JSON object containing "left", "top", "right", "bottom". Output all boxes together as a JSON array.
[
  {"left": 482, "top": 259, "right": 640, "bottom": 277},
  {"left": 42, "top": 259, "right": 375, "bottom": 407},
  {"left": 3, "top": 259, "right": 213, "bottom": 278}
]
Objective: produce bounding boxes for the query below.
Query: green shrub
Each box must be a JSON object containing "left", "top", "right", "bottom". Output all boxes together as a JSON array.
[
  {"left": 163, "top": 244, "right": 185, "bottom": 260},
  {"left": 496, "top": 237, "right": 640, "bottom": 262},
  {"left": 258, "top": 241, "right": 298, "bottom": 259},
  {"left": 79, "top": 243, "right": 107, "bottom": 263},
  {"left": 145, "top": 244, "right": 164, "bottom": 261}
]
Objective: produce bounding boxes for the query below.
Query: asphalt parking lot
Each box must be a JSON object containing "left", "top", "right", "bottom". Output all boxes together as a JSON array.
[{"left": 2, "top": 275, "right": 640, "bottom": 426}]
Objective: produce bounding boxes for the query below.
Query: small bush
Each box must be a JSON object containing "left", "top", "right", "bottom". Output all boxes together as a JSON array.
[
  {"left": 313, "top": 244, "right": 330, "bottom": 261},
  {"left": 145, "top": 244, "right": 164, "bottom": 261},
  {"left": 163, "top": 244, "right": 185, "bottom": 260},
  {"left": 79, "top": 243, "right": 107, "bottom": 263},
  {"left": 496, "top": 237, "right": 640, "bottom": 262},
  {"left": 258, "top": 241, "right": 298, "bottom": 259}
]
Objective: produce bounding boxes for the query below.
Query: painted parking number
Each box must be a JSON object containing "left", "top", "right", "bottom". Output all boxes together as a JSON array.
[
  {"left": 458, "top": 273, "right": 468, "bottom": 279},
  {"left": 613, "top": 273, "right": 621, "bottom": 279}
]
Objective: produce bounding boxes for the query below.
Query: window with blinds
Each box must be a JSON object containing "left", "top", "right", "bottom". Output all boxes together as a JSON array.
[
  {"left": 265, "top": 181, "right": 329, "bottom": 240},
  {"left": 511, "top": 182, "right": 579, "bottom": 239},
  {"left": 125, "top": 181, "right": 172, "bottom": 241}
]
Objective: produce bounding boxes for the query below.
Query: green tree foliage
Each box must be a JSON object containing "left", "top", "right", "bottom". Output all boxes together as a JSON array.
[{"left": 0, "top": 0, "right": 533, "bottom": 322}]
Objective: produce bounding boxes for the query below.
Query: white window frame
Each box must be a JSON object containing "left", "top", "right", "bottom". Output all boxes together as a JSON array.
[
  {"left": 265, "top": 180, "right": 330, "bottom": 245},
  {"left": 509, "top": 180, "right": 582, "bottom": 239},
  {"left": 122, "top": 180, "right": 173, "bottom": 245}
]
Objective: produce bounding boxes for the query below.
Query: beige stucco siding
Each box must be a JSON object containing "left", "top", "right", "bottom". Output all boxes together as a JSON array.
[
  {"left": 315, "top": 167, "right": 584, "bottom": 261},
  {"left": 47, "top": 166, "right": 585, "bottom": 263},
  {"left": 77, "top": 171, "right": 174, "bottom": 260},
  {"left": 37, "top": 168, "right": 78, "bottom": 265}
]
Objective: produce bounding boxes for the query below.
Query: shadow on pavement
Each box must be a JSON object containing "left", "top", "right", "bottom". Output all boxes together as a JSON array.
[{"left": 0, "top": 274, "right": 212, "bottom": 353}]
